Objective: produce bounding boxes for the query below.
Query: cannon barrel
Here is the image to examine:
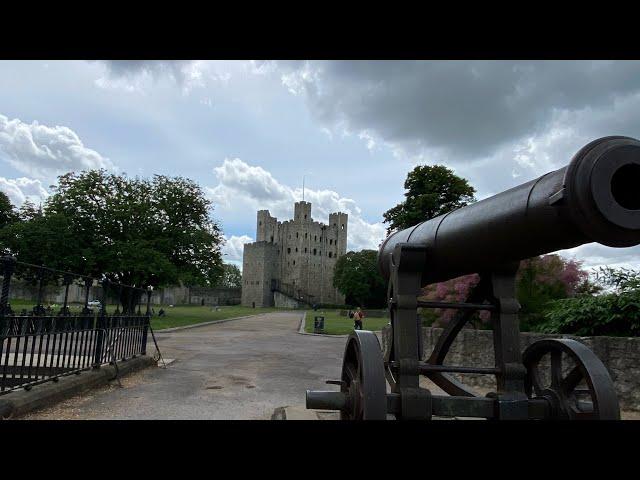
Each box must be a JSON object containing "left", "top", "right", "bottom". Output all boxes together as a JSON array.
[{"left": 378, "top": 136, "right": 640, "bottom": 285}]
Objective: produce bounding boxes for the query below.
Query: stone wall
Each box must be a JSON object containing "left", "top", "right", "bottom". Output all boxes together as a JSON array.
[
  {"left": 241, "top": 201, "right": 347, "bottom": 307},
  {"left": 7, "top": 278, "right": 240, "bottom": 307},
  {"left": 273, "top": 291, "right": 306, "bottom": 309},
  {"left": 241, "top": 241, "right": 278, "bottom": 307},
  {"left": 152, "top": 286, "right": 241, "bottom": 306},
  {"left": 382, "top": 325, "right": 640, "bottom": 411}
]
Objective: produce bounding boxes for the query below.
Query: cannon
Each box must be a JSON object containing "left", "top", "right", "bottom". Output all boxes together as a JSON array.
[{"left": 306, "top": 136, "right": 640, "bottom": 420}]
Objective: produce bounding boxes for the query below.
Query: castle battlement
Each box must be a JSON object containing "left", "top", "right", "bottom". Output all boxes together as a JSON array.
[{"left": 241, "top": 201, "right": 348, "bottom": 307}]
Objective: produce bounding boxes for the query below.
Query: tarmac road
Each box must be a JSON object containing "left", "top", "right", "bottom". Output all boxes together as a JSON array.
[
  {"left": 19, "top": 311, "right": 640, "bottom": 420},
  {"left": 22, "top": 312, "right": 347, "bottom": 420}
]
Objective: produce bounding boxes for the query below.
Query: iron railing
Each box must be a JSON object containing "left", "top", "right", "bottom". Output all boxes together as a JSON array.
[{"left": 0, "top": 256, "right": 153, "bottom": 394}]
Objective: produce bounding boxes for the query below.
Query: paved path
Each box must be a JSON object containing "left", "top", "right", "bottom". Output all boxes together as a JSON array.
[
  {"left": 20, "top": 311, "right": 640, "bottom": 420},
  {"left": 22, "top": 312, "right": 347, "bottom": 420}
]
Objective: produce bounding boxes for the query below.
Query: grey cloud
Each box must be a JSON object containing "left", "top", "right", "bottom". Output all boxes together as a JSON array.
[
  {"left": 275, "top": 61, "right": 640, "bottom": 160},
  {"left": 99, "top": 60, "right": 198, "bottom": 84}
]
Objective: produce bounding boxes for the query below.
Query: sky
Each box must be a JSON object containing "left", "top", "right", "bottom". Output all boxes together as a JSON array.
[{"left": 0, "top": 60, "right": 639, "bottom": 273}]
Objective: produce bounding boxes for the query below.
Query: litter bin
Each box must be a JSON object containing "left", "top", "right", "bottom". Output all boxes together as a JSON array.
[{"left": 314, "top": 316, "right": 325, "bottom": 333}]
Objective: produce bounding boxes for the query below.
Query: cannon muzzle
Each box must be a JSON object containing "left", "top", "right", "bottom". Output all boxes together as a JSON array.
[{"left": 378, "top": 136, "right": 640, "bottom": 285}]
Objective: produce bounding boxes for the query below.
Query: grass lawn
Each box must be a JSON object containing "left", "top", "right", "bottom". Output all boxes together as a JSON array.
[
  {"left": 149, "top": 305, "right": 288, "bottom": 330},
  {"left": 304, "top": 309, "right": 389, "bottom": 335},
  {"left": 4, "top": 300, "right": 292, "bottom": 330}
]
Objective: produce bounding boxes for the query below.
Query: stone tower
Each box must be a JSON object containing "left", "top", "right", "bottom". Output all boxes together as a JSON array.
[{"left": 241, "top": 201, "right": 348, "bottom": 307}]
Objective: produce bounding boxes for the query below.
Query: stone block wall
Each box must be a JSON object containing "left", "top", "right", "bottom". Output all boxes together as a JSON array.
[
  {"left": 241, "top": 201, "right": 348, "bottom": 307},
  {"left": 382, "top": 325, "right": 640, "bottom": 411},
  {"left": 273, "top": 291, "right": 306, "bottom": 309}
]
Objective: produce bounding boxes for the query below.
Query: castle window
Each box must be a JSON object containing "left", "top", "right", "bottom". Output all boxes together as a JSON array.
[
  {"left": 296, "top": 232, "right": 299, "bottom": 238},
  {"left": 270, "top": 236, "right": 273, "bottom": 242},
  {"left": 287, "top": 248, "right": 291, "bottom": 254},
  {"left": 304, "top": 214, "right": 307, "bottom": 219},
  {"left": 314, "top": 235, "right": 317, "bottom": 242},
  {"left": 259, "top": 221, "right": 262, "bottom": 226},
  {"left": 293, "top": 260, "right": 296, "bottom": 265},
  {"left": 341, "top": 224, "right": 345, "bottom": 230},
  {"left": 329, "top": 252, "right": 332, "bottom": 258},
  {"left": 305, "top": 233, "right": 307, "bottom": 239},
  {"left": 313, "top": 249, "right": 317, "bottom": 255},
  {"left": 329, "top": 239, "right": 333, "bottom": 245},
  {"left": 256, "top": 280, "right": 259, "bottom": 285},
  {"left": 295, "top": 248, "right": 298, "bottom": 252},
  {"left": 304, "top": 248, "right": 307, "bottom": 253}
]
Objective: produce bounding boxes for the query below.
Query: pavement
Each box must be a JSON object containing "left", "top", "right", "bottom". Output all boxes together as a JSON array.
[
  {"left": 21, "top": 312, "right": 347, "bottom": 420},
  {"left": 19, "top": 311, "right": 640, "bottom": 420}
]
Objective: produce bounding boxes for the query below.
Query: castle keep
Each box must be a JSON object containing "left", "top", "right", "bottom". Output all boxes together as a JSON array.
[{"left": 241, "top": 201, "right": 347, "bottom": 307}]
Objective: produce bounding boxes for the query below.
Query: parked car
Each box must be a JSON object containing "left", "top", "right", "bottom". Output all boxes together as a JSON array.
[{"left": 88, "top": 300, "right": 101, "bottom": 308}]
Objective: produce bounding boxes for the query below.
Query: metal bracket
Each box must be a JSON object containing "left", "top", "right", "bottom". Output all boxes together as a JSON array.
[{"left": 399, "top": 387, "right": 432, "bottom": 420}]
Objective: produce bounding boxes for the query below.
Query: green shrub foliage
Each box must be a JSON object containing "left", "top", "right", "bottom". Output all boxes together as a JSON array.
[{"left": 539, "top": 267, "right": 640, "bottom": 336}]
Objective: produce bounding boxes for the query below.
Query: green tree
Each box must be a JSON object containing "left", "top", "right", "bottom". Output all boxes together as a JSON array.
[
  {"left": 218, "top": 263, "right": 242, "bottom": 288},
  {"left": 1, "top": 170, "right": 225, "bottom": 309},
  {"left": 333, "top": 250, "right": 386, "bottom": 308},
  {"left": 516, "top": 254, "right": 588, "bottom": 332},
  {"left": 0, "top": 191, "right": 18, "bottom": 231},
  {"left": 383, "top": 164, "right": 476, "bottom": 234}
]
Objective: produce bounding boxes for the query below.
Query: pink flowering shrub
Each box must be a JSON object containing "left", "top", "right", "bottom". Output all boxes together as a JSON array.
[
  {"left": 419, "top": 254, "right": 588, "bottom": 331},
  {"left": 419, "top": 273, "right": 490, "bottom": 328}
]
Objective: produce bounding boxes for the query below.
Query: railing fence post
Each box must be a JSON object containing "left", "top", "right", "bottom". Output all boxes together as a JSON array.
[
  {"left": 0, "top": 256, "right": 16, "bottom": 336},
  {"left": 93, "top": 279, "right": 108, "bottom": 368},
  {"left": 142, "top": 287, "right": 152, "bottom": 355}
]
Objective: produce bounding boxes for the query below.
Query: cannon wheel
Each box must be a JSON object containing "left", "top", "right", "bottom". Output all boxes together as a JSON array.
[
  {"left": 340, "top": 330, "right": 387, "bottom": 420},
  {"left": 522, "top": 338, "right": 620, "bottom": 420}
]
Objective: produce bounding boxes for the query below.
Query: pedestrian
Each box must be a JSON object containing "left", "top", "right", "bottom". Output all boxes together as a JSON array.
[{"left": 354, "top": 307, "right": 364, "bottom": 330}]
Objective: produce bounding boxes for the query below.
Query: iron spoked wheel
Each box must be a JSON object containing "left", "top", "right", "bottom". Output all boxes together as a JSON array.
[
  {"left": 340, "top": 330, "right": 387, "bottom": 420},
  {"left": 522, "top": 338, "right": 620, "bottom": 420}
]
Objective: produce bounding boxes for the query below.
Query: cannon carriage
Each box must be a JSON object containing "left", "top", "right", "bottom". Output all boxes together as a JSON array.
[{"left": 306, "top": 136, "right": 640, "bottom": 420}]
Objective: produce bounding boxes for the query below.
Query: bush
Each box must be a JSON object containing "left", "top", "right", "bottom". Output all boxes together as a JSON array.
[
  {"left": 517, "top": 255, "right": 588, "bottom": 332},
  {"left": 538, "top": 267, "right": 640, "bottom": 337},
  {"left": 419, "top": 273, "right": 490, "bottom": 328},
  {"left": 539, "top": 291, "right": 640, "bottom": 336}
]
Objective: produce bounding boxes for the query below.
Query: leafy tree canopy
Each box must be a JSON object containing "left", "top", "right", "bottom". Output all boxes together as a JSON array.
[
  {"left": 333, "top": 250, "right": 386, "bottom": 308},
  {"left": 0, "top": 191, "right": 18, "bottom": 229},
  {"left": 539, "top": 267, "right": 640, "bottom": 337},
  {"left": 218, "top": 263, "right": 242, "bottom": 288},
  {"left": 382, "top": 164, "right": 476, "bottom": 234},
  {"left": 0, "top": 170, "right": 224, "bottom": 290}
]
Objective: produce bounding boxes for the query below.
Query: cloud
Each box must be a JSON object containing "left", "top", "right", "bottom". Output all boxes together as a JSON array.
[
  {"left": 0, "top": 113, "right": 115, "bottom": 181},
  {"left": 208, "top": 158, "right": 386, "bottom": 252},
  {"left": 95, "top": 61, "right": 224, "bottom": 94},
  {"left": 557, "top": 243, "right": 640, "bottom": 273},
  {"left": 221, "top": 234, "right": 254, "bottom": 269},
  {"left": 272, "top": 61, "right": 640, "bottom": 163},
  {"left": 0, "top": 177, "right": 49, "bottom": 207}
]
